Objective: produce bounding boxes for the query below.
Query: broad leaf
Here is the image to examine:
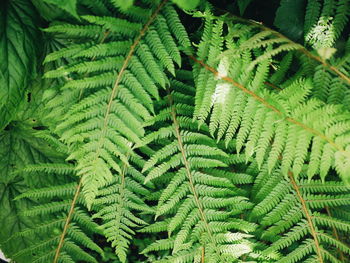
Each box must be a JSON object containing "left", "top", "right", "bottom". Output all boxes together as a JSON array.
[
  {"left": 0, "top": 0, "right": 40, "bottom": 130},
  {"left": 32, "top": 0, "right": 67, "bottom": 22},
  {"left": 173, "top": 0, "right": 200, "bottom": 10},
  {"left": 41, "top": 0, "right": 79, "bottom": 18},
  {"left": 110, "top": 0, "right": 135, "bottom": 11},
  {"left": 0, "top": 177, "right": 40, "bottom": 262},
  {"left": 274, "top": 0, "right": 305, "bottom": 40},
  {"left": 0, "top": 129, "right": 44, "bottom": 261},
  {"left": 237, "top": 0, "right": 254, "bottom": 15},
  {"left": 0, "top": 82, "right": 66, "bottom": 260}
]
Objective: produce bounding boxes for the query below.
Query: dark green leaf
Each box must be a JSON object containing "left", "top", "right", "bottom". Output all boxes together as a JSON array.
[
  {"left": 0, "top": 103, "right": 66, "bottom": 260},
  {"left": 237, "top": 0, "right": 254, "bottom": 15},
  {"left": 110, "top": 0, "right": 135, "bottom": 11},
  {"left": 0, "top": 178, "right": 41, "bottom": 262},
  {"left": 0, "top": 130, "right": 45, "bottom": 260},
  {"left": 42, "top": 0, "right": 79, "bottom": 18},
  {"left": 0, "top": 0, "right": 41, "bottom": 130},
  {"left": 32, "top": 0, "right": 67, "bottom": 22},
  {"left": 274, "top": 0, "right": 305, "bottom": 41},
  {"left": 172, "top": 0, "right": 200, "bottom": 10}
]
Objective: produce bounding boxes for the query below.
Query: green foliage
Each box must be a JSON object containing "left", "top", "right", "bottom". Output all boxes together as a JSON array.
[
  {"left": 15, "top": 170, "right": 103, "bottom": 263},
  {"left": 192, "top": 13, "right": 350, "bottom": 182},
  {"left": 0, "top": 0, "right": 41, "bottom": 130},
  {"left": 0, "top": 79, "right": 66, "bottom": 261},
  {"left": 43, "top": 0, "right": 190, "bottom": 209},
  {"left": 250, "top": 163, "right": 350, "bottom": 262},
  {"left": 140, "top": 75, "right": 257, "bottom": 262},
  {"left": 1, "top": 0, "right": 350, "bottom": 262},
  {"left": 93, "top": 153, "right": 153, "bottom": 262},
  {"left": 41, "top": 0, "right": 79, "bottom": 18},
  {"left": 274, "top": 0, "right": 305, "bottom": 40},
  {"left": 305, "top": 0, "right": 349, "bottom": 48},
  {"left": 172, "top": 0, "right": 201, "bottom": 10},
  {"left": 236, "top": 0, "right": 255, "bottom": 15}
]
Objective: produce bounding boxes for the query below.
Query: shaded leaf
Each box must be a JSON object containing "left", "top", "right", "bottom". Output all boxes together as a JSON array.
[
  {"left": 42, "top": 0, "right": 78, "bottom": 18},
  {"left": 237, "top": 0, "right": 254, "bottom": 15},
  {"left": 172, "top": 0, "right": 200, "bottom": 10},
  {"left": 110, "top": 0, "right": 135, "bottom": 11},
  {"left": 274, "top": 0, "right": 305, "bottom": 41},
  {"left": 0, "top": 0, "right": 41, "bottom": 130}
]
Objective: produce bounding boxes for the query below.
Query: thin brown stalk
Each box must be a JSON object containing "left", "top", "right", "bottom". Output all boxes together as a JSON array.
[
  {"left": 289, "top": 173, "right": 323, "bottom": 263},
  {"left": 167, "top": 89, "right": 213, "bottom": 238},
  {"left": 53, "top": 180, "right": 82, "bottom": 263}
]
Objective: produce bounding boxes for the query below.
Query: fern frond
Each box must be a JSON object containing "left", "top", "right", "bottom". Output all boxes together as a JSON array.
[
  {"left": 92, "top": 153, "right": 153, "bottom": 262},
  {"left": 251, "top": 164, "right": 350, "bottom": 262},
  {"left": 43, "top": 0, "right": 190, "bottom": 208},
  {"left": 141, "top": 75, "right": 258, "bottom": 262}
]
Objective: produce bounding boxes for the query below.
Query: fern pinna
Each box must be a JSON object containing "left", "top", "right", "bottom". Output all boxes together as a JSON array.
[
  {"left": 139, "top": 74, "right": 259, "bottom": 262},
  {"left": 312, "top": 37, "right": 350, "bottom": 108}
]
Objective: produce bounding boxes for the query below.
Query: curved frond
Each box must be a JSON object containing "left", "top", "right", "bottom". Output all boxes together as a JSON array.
[{"left": 43, "top": 0, "right": 190, "bottom": 208}]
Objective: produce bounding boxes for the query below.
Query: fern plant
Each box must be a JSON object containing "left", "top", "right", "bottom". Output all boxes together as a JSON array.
[{"left": 1, "top": 0, "right": 350, "bottom": 262}]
